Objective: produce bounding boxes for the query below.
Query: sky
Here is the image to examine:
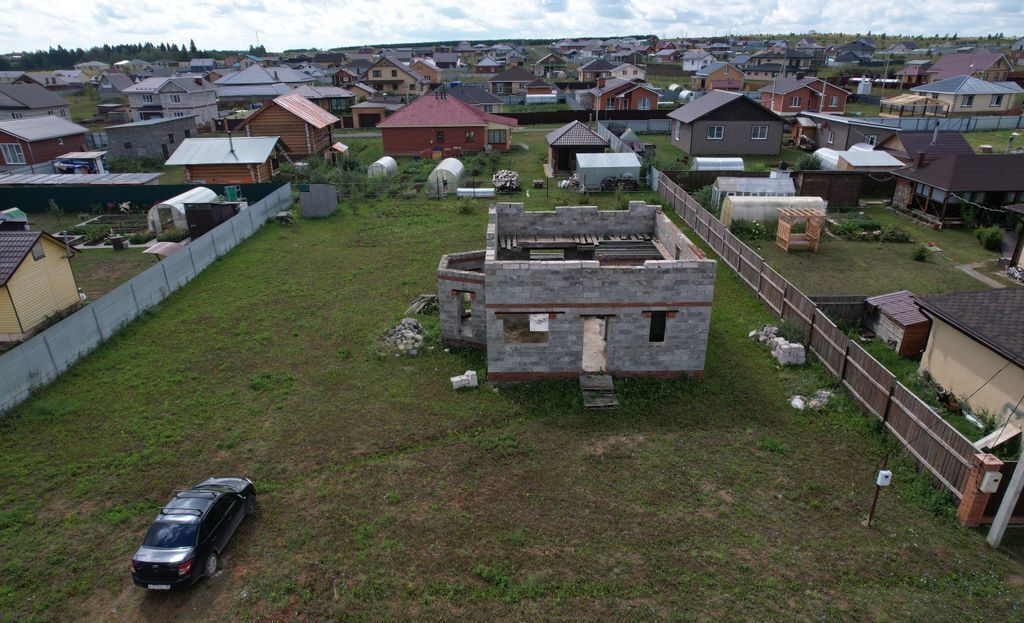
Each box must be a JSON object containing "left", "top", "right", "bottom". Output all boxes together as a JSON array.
[{"left": 1, "top": 0, "right": 1022, "bottom": 52}]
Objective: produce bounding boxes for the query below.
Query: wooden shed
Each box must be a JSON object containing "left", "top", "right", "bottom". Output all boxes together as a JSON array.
[
  {"left": 241, "top": 93, "right": 339, "bottom": 159},
  {"left": 865, "top": 290, "right": 931, "bottom": 357},
  {"left": 0, "top": 230, "right": 80, "bottom": 341},
  {"left": 544, "top": 120, "right": 608, "bottom": 175}
]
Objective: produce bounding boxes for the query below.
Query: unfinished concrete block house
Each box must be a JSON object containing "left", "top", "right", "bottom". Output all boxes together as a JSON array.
[{"left": 438, "top": 202, "right": 716, "bottom": 381}]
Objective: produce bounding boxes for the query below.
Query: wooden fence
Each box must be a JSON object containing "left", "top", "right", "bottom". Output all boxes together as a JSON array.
[{"left": 657, "top": 172, "right": 977, "bottom": 499}]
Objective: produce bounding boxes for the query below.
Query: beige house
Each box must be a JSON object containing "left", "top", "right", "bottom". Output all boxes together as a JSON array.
[
  {"left": 916, "top": 289, "right": 1024, "bottom": 426},
  {"left": 364, "top": 54, "right": 430, "bottom": 96},
  {"left": 0, "top": 231, "right": 80, "bottom": 341},
  {"left": 912, "top": 76, "right": 1023, "bottom": 115},
  {"left": 610, "top": 63, "right": 645, "bottom": 81}
]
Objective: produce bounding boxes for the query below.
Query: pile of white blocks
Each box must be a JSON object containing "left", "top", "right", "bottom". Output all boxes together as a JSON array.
[
  {"left": 451, "top": 370, "right": 479, "bottom": 389},
  {"left": 750, "top": 325, "right": 806, "bottom": 366}
]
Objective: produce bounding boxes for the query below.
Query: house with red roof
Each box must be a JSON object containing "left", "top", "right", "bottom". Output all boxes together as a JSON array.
[
  {"left": 240, "top": 93, "right": 339, "bottom": 159},
  {"left": 376, "top": 92, "right": 518, "bottom": 156}
]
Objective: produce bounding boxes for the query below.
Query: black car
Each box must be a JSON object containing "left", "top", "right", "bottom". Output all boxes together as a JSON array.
[{"left": 130, "top": 477, "right": 256, "bottom": 590}]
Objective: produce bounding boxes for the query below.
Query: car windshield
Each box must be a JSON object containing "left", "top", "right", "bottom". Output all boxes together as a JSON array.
[{"left": 143, "top": 522, "right": 198, "bottom": 548}]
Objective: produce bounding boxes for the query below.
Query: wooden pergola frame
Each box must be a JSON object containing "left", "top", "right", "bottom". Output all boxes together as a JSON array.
[{"left": 776, "top": 208, "right": 825, "bottom": 253}]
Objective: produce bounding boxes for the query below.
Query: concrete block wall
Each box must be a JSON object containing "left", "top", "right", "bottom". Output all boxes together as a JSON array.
[
  {"left": 492, "top": 201, "right": 658, "bottom": 237},
  {"left": 438, "top": 251, "right": 487, "bottom": 347},
  {"left": 484, "top": 259, "right": 716, "bottom": 379}
]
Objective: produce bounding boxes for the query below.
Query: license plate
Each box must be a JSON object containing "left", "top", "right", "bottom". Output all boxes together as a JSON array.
[{"left": 148, "top": 584, "right": 171, "bottom": 590}]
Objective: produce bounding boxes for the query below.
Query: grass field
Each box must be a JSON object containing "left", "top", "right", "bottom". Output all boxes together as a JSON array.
[
  {"left": 1, "top": 179, "right": 1024, "bottom": 621},
  {"left": 746, "top": 206, "right": 1003, "bottom": 296}
]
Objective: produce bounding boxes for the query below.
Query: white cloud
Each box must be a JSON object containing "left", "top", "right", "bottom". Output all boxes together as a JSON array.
[{"left": 1, "top": 0, "right": 1021, "bottom": 52}]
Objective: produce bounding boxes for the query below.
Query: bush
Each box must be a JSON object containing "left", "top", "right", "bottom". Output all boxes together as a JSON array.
[
  {"left": 157, "top": 228, "right": 189, "bottom": 242},
  {"left": 83, "top": 227, "right": 109, "bottom": 244},
  {"left": 912, "top": 245, "right": 929, "bottom": 262},
  {"left": 730, "top": 219, "right": 772, "bottom": 241},
  {"left": 128, "top": 232, "right": 153, "bottom": 244},
  {"left": 879, "top": 224, "right": 913, "bottom": 243},
  {"left": 796, "top": 154, "right": 823, "bottom": 170},
  {"left": 975, "top": 226, "right": 1003, "bottom": 252},
  {"left": 105, "top": 156, "right": 163, "bottom": 173}
]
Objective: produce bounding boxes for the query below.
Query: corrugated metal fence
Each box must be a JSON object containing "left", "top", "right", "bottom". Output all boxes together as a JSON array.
[
  {"left": 858, "top": 115, "right": 1024, "bottom": 132},
  {"left": 657, "top": 172, "right": 977, "bottom": 499},
  {"left": 0, "top": 183, "right": 294, "bottom": 416}
]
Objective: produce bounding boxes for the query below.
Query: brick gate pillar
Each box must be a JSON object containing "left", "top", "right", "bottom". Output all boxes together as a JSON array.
[{"left": 958, "top": 453, "right": 1004, "bottom": 527}]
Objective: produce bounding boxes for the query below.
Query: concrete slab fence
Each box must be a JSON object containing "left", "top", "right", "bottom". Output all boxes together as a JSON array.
[{"left": 0, "top": 183, "right": 293, "bottom": 416}]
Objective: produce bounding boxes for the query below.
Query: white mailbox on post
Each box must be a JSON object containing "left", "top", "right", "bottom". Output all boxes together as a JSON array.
[{"left": 981, "top": 471, "right": 1003, "bottom": 494}]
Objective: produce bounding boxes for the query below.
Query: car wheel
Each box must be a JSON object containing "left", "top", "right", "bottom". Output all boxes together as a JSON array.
[
  {"left": 204, "top": 552, "right": 218, "bottom": 578},
  {"left": 245, "top": 495, "right": 257, "bottom": 516}
]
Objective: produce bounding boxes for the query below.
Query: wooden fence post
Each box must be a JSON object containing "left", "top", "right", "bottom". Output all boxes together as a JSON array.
[{"left": 837, "top": 342, "right": 850, "bottom": 381}]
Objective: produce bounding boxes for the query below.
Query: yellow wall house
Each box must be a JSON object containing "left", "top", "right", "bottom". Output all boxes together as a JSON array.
[
  {"left": 0, "top": 231, "right": 80, "bottom": 341},
  {"left": 916, "top": 289, "right": 1024, "bottom": 426}
]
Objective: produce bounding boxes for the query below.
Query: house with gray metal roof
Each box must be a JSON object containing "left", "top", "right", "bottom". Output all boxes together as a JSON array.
[
  {"left": 165, "top": 136, "right": 285, "bottom": 184},
  {"left": 105, "top": 115, "right": 198, "bottom": 161},
  {"left": 0, "top": 117, "right": 88, "bottom": 167},
  {"left": 0, "top": 84, "right": 71, "bottom": 121},
  {"left": 124, "top": 77, "right": 218, "bottom": 124},
  {"left": 912, "top": 75, "right": 1023, "bottom": 115}
]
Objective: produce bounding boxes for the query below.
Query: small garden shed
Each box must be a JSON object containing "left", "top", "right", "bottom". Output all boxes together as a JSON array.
[
  {"left": 426, "top": 158, "right": 465, "bottom": 198},
  {"left": 865, "top": 290, "right": 931, "bottom": 357},
  {"left": 545, "top": 120, "right": 608, "bottom": 174},
  {"left": 575, "top": 152, "right": 641, "bottom": 190}
]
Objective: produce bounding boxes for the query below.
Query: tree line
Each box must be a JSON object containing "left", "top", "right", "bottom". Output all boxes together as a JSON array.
[{"left": 1, "top": 42, "right": 268, "bottom": 71}]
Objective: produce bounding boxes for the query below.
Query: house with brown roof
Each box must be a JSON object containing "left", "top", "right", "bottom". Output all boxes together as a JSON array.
[
  {"left": 668, "top": 90, "right": 784, "bottom": 156},
  {"left": 545, "top": 120, "right": 608, "bottom": 173},
  {"left": 586, "top": 79, "right": 659, "bottom": 112},
  {"left": 447, "top": 86, "right": 505, "bottom": 113},
  {"left": 364, "top": 55, "right": 430, "bottom": 95},
  {"left": 409, "top": 58, "right": 441, "bottom": 84},
  {"left": 376, "top": 92, "right": 517, "bottom": 156},
  {"left": 533, "top": 53, "right": 567, "bottom": 77},
  {"left": 876, "top": 131, "right": 974, "bottom": 165},
  {"left": 690, "top": 62, "right": 745, "bottom": 91},
  {"left": 0, "top": 230, "right": 80, "bottom": 341},
  {"left": 896, "top": 60, "right": 932, "bottom": 88},
  {"left": 794, "top": 112, "right": 898, "bottom": 150},
  {"left": 892, "top": 154, "right": 1024, "bottom": 225},
  {"left": 487, "top": 68, "right": 537, "bottom": 96},
  {"left": 758, "top": 77, "right": 850, "bottom": 116},
  {"left": 577, "top": 59, "right": 615, "bottom": 82},
  {"left": 0, "top": 84, "right": 71, "bottom": 121},
  {"left": 240, "top": 93, "right": 339, "bottom": 159},
  {"left": 915, "top": 288, "right": 1024, "bottom": 425},
  {"left": 925, "top": 52, "right": 1013, "bottom": 82}
]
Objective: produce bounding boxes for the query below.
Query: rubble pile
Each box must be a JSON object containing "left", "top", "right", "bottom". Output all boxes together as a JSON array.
[
  {"left": 790, "top": 390, "right": 834, "bottom": 411},
  {"left": 558, "top": 174, "right": 580, "bottom": 190},
  {"left": 492, "top": 170, "right": 520, "bottom": 193},
  {"left": 383, "top": 317, "right": 425, "bottom": 356},
  {"left": 749, "top": 325, "right": 806, "bottom": 366}
]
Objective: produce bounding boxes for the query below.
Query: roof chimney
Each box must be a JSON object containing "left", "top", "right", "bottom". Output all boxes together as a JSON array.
[
  {"left": 913, "top": 151, "right": 926, "bottom": 169},
  {"left": 194, "top": 77, "right": 202, "bottom": 86}
]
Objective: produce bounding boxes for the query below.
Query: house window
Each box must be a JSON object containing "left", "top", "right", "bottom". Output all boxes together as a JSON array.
[
  {"left": 391, "top": 69, "right": 397, "bottom": 77},
  {"left": 961, "top": 95, "right": 975, "bottom": 108},
  {"left": 170, "top": 94, "right": 181, "bottom": 103},
  {"left": 482, "top": 104, "right": 493, "bottom": 113},
  {"left": 828, "top": 95, "right": 838, "bottom": 107},
  {"left": 31, "top": 242, "right": 45, "bottom": 261},
  {"left": 487, "top": 129, "right": 506, "bottom": 144},
  {"left": 142, "top": 94, "right": 153, "bottom": 103},
  {"left": 372, "top": 70, "right": 381, "bottom": 78},
  {"left": 751, "top": 125, "right": 769, "bottom": 140},
  {"left": 826, "top": 130, "right": 835, "bottom": 145},
  {"left": 706, "top": 125, "right": 724, "bottom": 140},
  {"left": 638, "top": 97, "right": 650, "bottom": 110},
  {"left": 502, "top": 314, "right": 548, "bottom": 344},
  {"left": 605, "top": 98, "right": 614, "bottom": 110},
  {"left": 123, "top": 142, "right": 132, "bottom": 149},
  {"left": 57, "top": 138, "right": 63, "bottom": 146},
  {"left": 649, "top": 311, "right": 667, "bottom": 342},
  {"left": 465, "top": 131, "right": 475, "bottom": 143},
  {"left": 864, "top": 134, "right": 877, "bottom": 146},
  {"left": 435, "top": 130, "right": 445, "bottom": 144},
  {"left": 990, "top": 94, "right": 1004, "bottom": 107},
  {"left": 1, "top": 143, "right": 26, "bottom": 164},
  {"left": 789, "top": 95, "right": 802, "bottom": 107}
]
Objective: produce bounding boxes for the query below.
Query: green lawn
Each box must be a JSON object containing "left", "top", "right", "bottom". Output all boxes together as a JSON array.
[
  {"left": 739, "top": 205, "right": 1006, "bottom": 296},
  {"left": 71, "top": 248, "right": 159, "bottom": 300},
  {"left": 962, "top": 130, "right": 1023, "bottom": 154},
  {"left": 1, "top": 186, "right": 1023, "bottom": 621}
]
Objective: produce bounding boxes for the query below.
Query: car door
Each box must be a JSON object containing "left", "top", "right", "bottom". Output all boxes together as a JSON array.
[
  {"left": 212, "top": 497, "right": 238, "bottom": 551},
  {"left": 199, "top": 504, "right": 223, "bottom": 556}
]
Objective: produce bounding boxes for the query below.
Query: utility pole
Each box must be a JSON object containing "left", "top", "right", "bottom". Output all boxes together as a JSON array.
[{"left": 988, "top": 447, "right": 1024, "bottom": 547}]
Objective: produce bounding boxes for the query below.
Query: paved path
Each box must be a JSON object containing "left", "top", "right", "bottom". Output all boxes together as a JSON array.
[{"left": 956, "top": 262, "right": 1006, "bottom": 288}]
